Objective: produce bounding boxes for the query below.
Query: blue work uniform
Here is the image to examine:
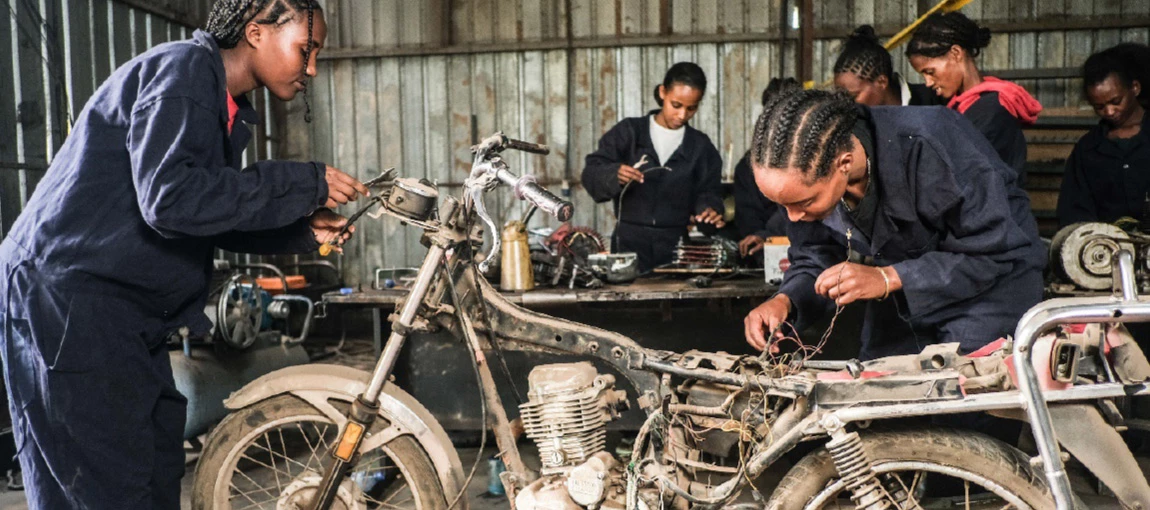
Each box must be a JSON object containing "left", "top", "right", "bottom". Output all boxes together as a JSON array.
[
  {"left": 582, "top": 112, "right": 724, "bottom": 272},
  {"left": 779, "top": 106, "right": 1045, "bottom": 360},
  {"left": 0, "top": 30, "right": 329, "bottom": 509}
]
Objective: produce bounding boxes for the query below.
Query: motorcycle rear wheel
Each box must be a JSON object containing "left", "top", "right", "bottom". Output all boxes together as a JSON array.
[{"left": 766, "top": 428, "right": 1054, "bottom": 510}]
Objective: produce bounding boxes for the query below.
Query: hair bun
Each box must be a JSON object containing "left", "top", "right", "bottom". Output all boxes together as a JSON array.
[
  {"left": 652, "top": 84, "right": 663, "bottom": 106},
  {"left": 975, "top": 27, "right": 991, "bottom": 48},
  {"left": 850, "top": 25, "right": 880, "bottom": 44}
]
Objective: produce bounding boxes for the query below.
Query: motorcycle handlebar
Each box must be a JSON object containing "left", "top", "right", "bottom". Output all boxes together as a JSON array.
[
  {"left": 471, "top": 132, "right": 551, "bottom": 156},
  {"left": 492, "top": 164, "right": 573, "bottom": 222}
]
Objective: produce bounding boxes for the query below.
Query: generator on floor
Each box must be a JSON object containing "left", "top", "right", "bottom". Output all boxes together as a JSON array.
[{"left": 173, "top": 260, "right": 320, "bottom": 440}]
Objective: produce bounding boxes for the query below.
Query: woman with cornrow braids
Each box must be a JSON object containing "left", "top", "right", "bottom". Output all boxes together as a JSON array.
[
  {"left": 0, "top": 1, "right": 367, "bottom": 507},
  {"left": 833, "top": 25, "right": 941, "bottom": 107},
  {"left": 742, "top": 89, "right": 1045, "bottom": 363},
  {"left": 907, "top": 11, "right": 1041, "bottom": 185}
]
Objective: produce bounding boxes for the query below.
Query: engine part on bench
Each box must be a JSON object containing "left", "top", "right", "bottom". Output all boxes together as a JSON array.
[
  {"left": 587, "top": 253, "right": 639, "bottom": 284},
  {"left": 387, "top": 177, "right": 439, "bottom": 221},
  {"left": 657, "top": 236, "right": 738, "bottom": 273},
  {"left": 1051, "top": 222, "right": 1135, "bottom": 290},
  {"left": 519, "top": 362, "right": 628, "bottom": 474}
]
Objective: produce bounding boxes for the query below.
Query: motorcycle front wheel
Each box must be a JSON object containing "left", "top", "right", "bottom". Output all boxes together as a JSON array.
[
  {"left": 766, "top": 428, "right": 1055, "bottom": 510},
  {"left": 191, "top": 394, "right": 450, "bottom": 510}
]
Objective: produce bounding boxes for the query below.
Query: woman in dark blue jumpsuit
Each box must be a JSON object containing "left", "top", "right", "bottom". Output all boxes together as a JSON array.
[
  {"left": 0, "top": 1, "right": 367, "bottom": 508},
  {"left": 742, "top": 90, "right": 1045, "bottom": 362},
  {"left": 1058, "top": 44, "right": 1150, "bottom": 227},
  {"left": 582, "top": 63, "right": 725, "bottom": 272}
]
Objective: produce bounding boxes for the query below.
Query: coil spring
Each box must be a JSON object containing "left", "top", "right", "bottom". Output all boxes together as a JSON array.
[{"left": 826, "top": 431, "right": 893, "bottom": 510}]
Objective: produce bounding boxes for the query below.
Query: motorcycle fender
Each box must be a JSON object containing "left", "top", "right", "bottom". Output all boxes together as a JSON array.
[{"left": 223, "top": 363, "right": 469, "bottom": 509}]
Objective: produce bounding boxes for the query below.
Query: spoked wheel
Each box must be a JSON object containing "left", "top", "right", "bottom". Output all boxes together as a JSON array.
[
  {"left": 192, "top": 395, "right": 448, "bottom": 510},
  {"left": 767, "top": 429, "right": 1055, "bottom": 510}
]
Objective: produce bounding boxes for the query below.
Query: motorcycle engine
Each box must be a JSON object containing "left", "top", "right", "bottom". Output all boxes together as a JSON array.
[{"left": 515, "top": 362, "right": 631, "bottom": 510}]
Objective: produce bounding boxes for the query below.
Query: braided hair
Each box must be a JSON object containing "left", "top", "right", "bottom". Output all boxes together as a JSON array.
[
  {"left": 762, "top": 77, "right": 802, "bottom": 106},
  {"left": 834, "top": 25, "right": 893, "bottom": 82},
  {"left": 750, "top": 89, "right": 858, "bottom": 182},
  {"left": 905, "top": 12, "right": 991, "bottom": 59},
  {"left": 1084, "top": 43, "right": 1150, "bottom": 107},
  {"left": 653, "top": 62, "right": 708, "bottom": 106},
  {"left": 205, "top": 0, "right": 322, "bottom": 121}
]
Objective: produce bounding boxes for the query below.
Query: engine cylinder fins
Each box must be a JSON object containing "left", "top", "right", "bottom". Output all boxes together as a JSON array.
[
  {"left": 1051, "top": 222, "right": 1135, "bottom": 291},
  {"left": 520, "top": 362, "right": 625, "bottom": 473}
]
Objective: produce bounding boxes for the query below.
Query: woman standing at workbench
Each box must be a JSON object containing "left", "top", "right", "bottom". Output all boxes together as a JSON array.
[
  {"left": 0, "top": 1, "right": 367, "bottom": 508},
  {"left": 582, "top": 62, "right": 726, "bottom": 272},
  {"left": 906, "top": 12, "right": 1041, "bottom": 185},
  {"left": 743, "top": 89, "right": 1045, "bottom": 361}
]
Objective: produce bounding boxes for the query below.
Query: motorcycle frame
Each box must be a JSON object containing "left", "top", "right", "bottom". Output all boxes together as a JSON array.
[{"left": 307, "top": 147, "right": 1150, "bottom": 509}]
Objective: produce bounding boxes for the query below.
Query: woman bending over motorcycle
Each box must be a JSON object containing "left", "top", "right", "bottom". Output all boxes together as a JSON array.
[{"left": 743, "top": 90, "right": 1045, "bottom": 360}]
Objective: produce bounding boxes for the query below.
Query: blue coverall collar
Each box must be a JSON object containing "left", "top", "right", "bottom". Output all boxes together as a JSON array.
[{"left": 190, "top": 29, "right": 261, "bottom": 128}]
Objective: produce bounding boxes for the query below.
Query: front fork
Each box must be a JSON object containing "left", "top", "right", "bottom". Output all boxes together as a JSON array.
[{"left": 311, "top": 205, "right": 529, "bottom": 509}]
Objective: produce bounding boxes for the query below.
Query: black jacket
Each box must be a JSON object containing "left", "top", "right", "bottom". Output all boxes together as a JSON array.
[
  {"left": 1057, "top": 113, "right": 1150, "bottom": 227},
  {"left": 779, "top": 106, "right": 1045, "bottom": 359},
  {"left": 582, "top": 114, "right": 724, "bottom": 228},
  {"left": 960, "top": 92, "right": 1029, "bottom": 184},
  {"left": 733, "top": 152, "right": 787, "bottom": 239}
]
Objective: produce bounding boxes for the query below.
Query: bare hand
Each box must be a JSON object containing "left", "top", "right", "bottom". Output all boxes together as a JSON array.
[
  {"left": 693, "top": 208, "right": 726, "bottom": 229},
  {"left": 325, "top": 165, "right": 370, "bottom": 208},
  {"left": 739, "top": 235, "right": 766, "bottom": 257},
  {"left": 813, "top": 262, "right": 901, "bottom": 306},
  {"left": 311, "top": 209, "right": 355, "bottom": 254},
  {"left": 745, "top": 294, "right": 791, "bottom": 352},
  {"left": 617, "top": 164, "right": 645, "bottom": 186}
]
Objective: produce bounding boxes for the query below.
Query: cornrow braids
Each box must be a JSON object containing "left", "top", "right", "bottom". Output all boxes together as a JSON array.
[
  {"left": 205, "top": 0, "right": 322, "bottom": 121},
  {"left": 833, "top": 25, "right": 893, "bottom": 82},
  {"left": 905, "top": 11, "right": 991, "bottom": 59},
  {"left": 750, "top": 89, "right": 859, "bottom": 183}
]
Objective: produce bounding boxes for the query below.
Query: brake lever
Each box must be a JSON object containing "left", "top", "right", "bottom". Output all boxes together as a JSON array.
[{"left": 464, "top": 160, "right": 502, "bottom": 273}]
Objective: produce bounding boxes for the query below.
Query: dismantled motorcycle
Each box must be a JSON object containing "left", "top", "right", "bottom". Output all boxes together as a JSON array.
[{"left": 193, "top": 134, "right": 1150, "bottom": 510}]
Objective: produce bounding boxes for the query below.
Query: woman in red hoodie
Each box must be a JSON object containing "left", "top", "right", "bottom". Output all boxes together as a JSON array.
[{"left": 907, "top": 12, "right": 1041, "bottom": 186}]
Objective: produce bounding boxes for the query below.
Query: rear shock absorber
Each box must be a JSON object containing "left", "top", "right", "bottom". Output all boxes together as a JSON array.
[{"left": 822, "top": 416, "right": 894, "bottom": 510}]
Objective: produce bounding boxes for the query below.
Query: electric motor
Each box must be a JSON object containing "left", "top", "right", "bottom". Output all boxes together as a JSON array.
[{"left": 519, "top": 362, "right": 627, "bottom": 474}]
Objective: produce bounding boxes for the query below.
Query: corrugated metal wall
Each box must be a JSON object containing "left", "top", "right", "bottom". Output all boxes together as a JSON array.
[
  {"left": 289, "top": 0, "right": 1150, "bottom": 286},
  {"left": 0, "top": 0, "right": 276, "bottom": 268}
]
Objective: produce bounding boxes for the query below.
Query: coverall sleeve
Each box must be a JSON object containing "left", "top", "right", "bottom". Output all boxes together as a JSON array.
[
  {"left": 1055, "top": 146, "right": 1097, "bottom": 227},
  {"left": 213, "top": 217, "right": 319, "bottom": 255},
  {"left": 776, "top": 222, "right": 842, "bottom": 330},
  {"left": 581, "top": 122, "right": 633, "bottom": 203},
  {"left": 692, "top": 140, "right": 725, "bottom": 216},
  {"left": 127, "top": 95, "right": 328, "bottom": 239},
  {"left": 890, "top": 139, "right": 1035, "bottom": 319}
]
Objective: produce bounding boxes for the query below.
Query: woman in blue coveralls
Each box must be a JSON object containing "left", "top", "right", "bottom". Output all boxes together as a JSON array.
[
  {"left": 742, "top": 89, "right": 1045, "bottom": 362},
  {"left": 582, "top": 62, "right": 726, "bottom": 272},
  {"left": 0, "top": 1, "right": 368, "bottom": 508}
]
